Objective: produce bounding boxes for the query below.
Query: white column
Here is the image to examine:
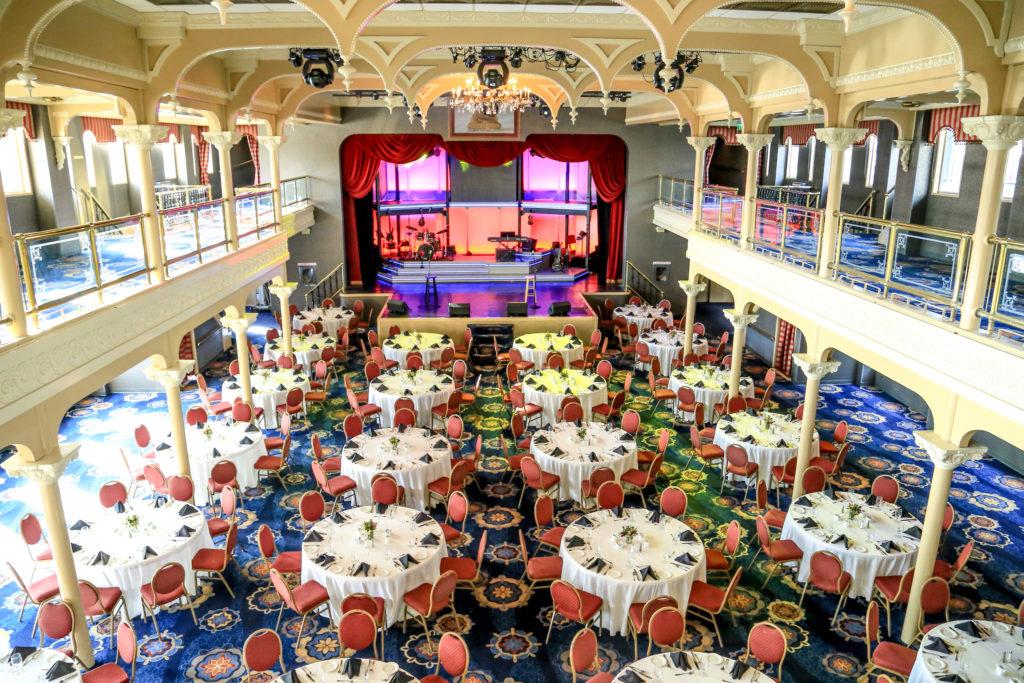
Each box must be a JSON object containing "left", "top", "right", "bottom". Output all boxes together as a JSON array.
[
  {"left": 686, "top": 136, "right": 716, "bottom": 221},
  {"left": 203, "top": 131, "right": 244, "bottom": 250},
  {"left": 114, "top": 125, "right": 170, "bottom": 283},
  {"left": 222, "top": 312, "right": 255, "bottom": 404},
  {"left": 0, "top": 109, "right": 28, "bottom": 338},
  {"left": 269, "top": 278, "right": 297, "bottom": 357},
  {"left": 144, "top": 357, "right": 195, "bottom": 478},
  {"left": 736, "top": 133, "right": 776, "bottom": 249},
  {"left": 900, "top": 432, "right": 986, "bottom": 644},
  {"left": 722, "top": 309, "right": 759, "bottom": 397},
  {"left": 790, "top": 354, "right": 840, "bottom": 497},
  {"left": 814, "top": 128, "right": 867, "bottom": 278},
  {"left": 258, "top": 135, "right": 284, "bottom": 227},
  {"left": 3, "top": 445, "right": 94, "bottom": 666},
  {"left": 678, "top": 280, "right": 707, "bottom": 357},
  {"left": 958, "top": 116, "right": 1024, "bottom": 332}
]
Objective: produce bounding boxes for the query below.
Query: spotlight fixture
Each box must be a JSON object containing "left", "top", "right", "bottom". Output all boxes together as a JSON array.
[
  {"left": 450, "top": 46, "right": 581, "bottom": 75},
  {"left": 632, "top": 51, "right": 702, "bottom": 93},
  {"left": 288, "top": 48, "right": 345, "bottom": 89}
]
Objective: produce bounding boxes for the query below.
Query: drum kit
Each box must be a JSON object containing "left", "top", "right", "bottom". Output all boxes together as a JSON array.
[{"left": 408, "top": 227, "right": 441, "bottom": 261}]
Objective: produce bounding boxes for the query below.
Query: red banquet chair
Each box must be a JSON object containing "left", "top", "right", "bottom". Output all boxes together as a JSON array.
[
  {"left": 580, "top": 467, "right": 615, "bottom": 512},
  {"left": 269, "top": 568, "right": 332, "bottom": 637},
  {"left": 339, "top": 608, "right": 379, "bottom": 659},
  {"left": 534, "top": 495, "right": 566, "bottom": 553},
  {"left": 342, "top": 593, "right": 387, "bottom": 655},
  {"left": 546, "top": 579, "right": 603, "bottom": 643},
  {"left": 440, "top": 490, "right": 470, "bottom": 544},
  {"left": 421, "top": 632, "right": 471, "bottom": 683},
  {"left": 140, "top": 562, "right": 196, "bottom": 638},
  {"left": 207, "top": 486, "right": 238, "bottom": 539},
  {"left": 400, "top": 570, "right": 459, "bottom": 650},
  {"left": 191, "top": 523, "right": 238, "bottom": 598},
  {"left": 568, "top": 627, "right": 614, "bottom": 683},
  {"left": 705, "top": 520, "right": 743, "bottom": 574},
  {"left": 799, "top": 550, "right": 852, "bottom": 625},
  {"left": 647, "top": 606, "right": 687, "bottom": 655},
  {"left": 5, "top": 561, "right": 59, "bottom": 635},
  {"left": 745, "top": 621, "right": 788, "bottom": 682},
  {"left": 38, "top": 599, "right": 78, "bottom": 659},
  {"left": 864, "top": 600, "right": 917, "bottom": 679},
  {"left": 371, "top": 473, "right": 405, "bottom": 506},
  {"left": 626, "top": 596, "right": 678, "bottom": 659},
  {"left": 242, "top": 628, "right": 285, "bottom": 680},
  {"left": 659, "top": 486, "right": 688, "bottom": 519},
  {"left": 871, "top": 474, "right": 901, "bottom": 504},
  {"left": 78, "top": 579, "right": 127, "bottom": 639},
  {"left": 81, "top": 620, "right": 137, "bottom": 683},
  {"left": 98, "top": 481, "right": 128, "bottom": 509}
]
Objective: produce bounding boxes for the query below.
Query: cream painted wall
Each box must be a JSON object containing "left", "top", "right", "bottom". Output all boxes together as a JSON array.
[
  {"left": 840, "top": 14, "right": 955, "bottom": 77},
  {"left": 37, "top": 4, "right": 146, "bottom": 74}
]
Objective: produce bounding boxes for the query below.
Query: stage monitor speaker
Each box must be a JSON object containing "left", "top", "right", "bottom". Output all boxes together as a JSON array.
[
  {"left": 548, "top": 301, "right": 571, "bottom": 317},
  {"left": 495, "top": 248, "right": 516, "bottom": 262},
  {"left": 387, "top": 299, "right": 408, "bottom": 316},
  {"left": 506, "top": 302, "right": 528, "bottom": 317},
  {"left": 448, "top": 302, "right": 470, "bottom": 318}
]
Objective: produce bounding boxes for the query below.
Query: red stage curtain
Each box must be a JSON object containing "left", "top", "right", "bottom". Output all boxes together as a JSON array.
[{"left": 442, "top": 140, "right": 524, "bottom": 167}]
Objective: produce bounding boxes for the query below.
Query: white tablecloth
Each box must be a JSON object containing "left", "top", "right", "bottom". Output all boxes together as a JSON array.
[
  {"left": 909, "top": 620, "right": 1024, "bottom": 683},
  {"left": 274, "top": 658, "right": 417, "bottom": 683},
  {"left": 367, "top": 370, "right": 455, "bottom": 429},
  {"left": 613, "top": 652, "right": 775, "bottom": 682},
  {"left": 513, "top": 333, "right": 584, "bottom": 368},
  {"left": 560, "top": 507, "right": 706, "bottom": 636},
  {"left": 156, "top": 422, "right": 265, "bottom": 505},
  {"left": 669, "top": 365, "right": 754, "bottom": 421},
  {"left": 614, "top": 304, "right": 673, "bottom": 335},
  {"left": 522, "top": 369, "right": 608, "bottom": 427},
  {"left": 69, "top": 500, "right": 212, "bottom": 617},
  {"left": 781, "top": 491, "right": 922, "bottom": 600},
  {"left": 382, "top": 332, "right": 454, "bottom": 368},
  {"left": 301, "top": 505, "right": 446, "bottom": 625},
  {"left": 713, "top": 411, "right": 816, "bottom": 486},
  {"left": 530, "top": 422, "right": 638, "bottom": 503},
  {"left": 341, "top": 427, "right": 453, "bottom": 511},
  {"left": 265, "top": 333, "right": 334, "bottom": 370},
  {"left": 638, "top": 330, "right": 708, "bottom": 375},
  {"left": 222, "top": 368, "right": 309, "bottom": 429},
  {"left": 292, "top": 307, "right": 354, "bottom": 338},
  {"left": 0, "top": 648, "right": 82, "bottom": 682}
]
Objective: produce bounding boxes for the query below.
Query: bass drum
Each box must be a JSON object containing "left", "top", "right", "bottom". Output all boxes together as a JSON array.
[{"left": 417, "top": 243, "right": 435, "bottom": 261}]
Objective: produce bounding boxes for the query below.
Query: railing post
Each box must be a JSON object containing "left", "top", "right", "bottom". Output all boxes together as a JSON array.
[
  {"left": 259, "top": 136, "right": 284, "bottom": 227},
  {"left": 958, "top": 116, "right": 1024, "bottom": 331},
  {"left": 737, "top": 134, "right": 775, "bottom": 250},
  {"left": 780, "top": 205, "right": 789, "bottom": 259},
  {"left": 114, "top": 124, "right": 169, "bottom": 282},
  {"left": 814, "top": 128, "right": 867, "bottom": 278},
  {"left": 204, "top": 131, "right": 244, "bottom": 251},
  {"left": 0, "top": 109, "right": 28, "bottom": 338}
]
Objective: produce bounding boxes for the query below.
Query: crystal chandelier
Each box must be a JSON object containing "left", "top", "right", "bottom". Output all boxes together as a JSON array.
[{"left": 451, "top": 76, "right": 532, "bottom": 116}]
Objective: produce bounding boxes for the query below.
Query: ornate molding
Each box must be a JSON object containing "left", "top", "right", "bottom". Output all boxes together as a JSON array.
[
  {"left": 913, "top": 431, "right": 987, "bottom": 471},
  {"left": 961, "top": 116, "right": 1024, "bottom": 152},
  {"left": 35, "top": 45, "right": 149, "bottom": 83},
  {"left": 833, "top": 53, "right": 956, "bottom": 88},
  {"left": 257, "top": 135, "right": 283, "bottom": 151},
  {"left": 894, "top": 139, "right": 913, "bottom": 173},
  {"left": 723, "top": 309, "right": 759, "bottom": 330},
  {"left": 2, "top": 444, "right": 80, "bottom": 485},
  {"left": 372, "top": 10, "right": 647, "bottom": 29},
  {"left": 814, "top": 127, "right": 867, "bottom": 151},
  {"left": 692, "top": 16, "right": 799, "bottom": 36},
  {"left": 1006, "top": 36, "right": 1024, "bottom": 54},
  {"left": 736, "top": 133, "right": 775, "bottom": 152},
  {"left": 686, "top": 136, "right": 717, "bottom": 152},
  {"left": 792, "top": 354, "right": 841, "bottom": 380},
  {"left": 678, "top": 280, "right": 707, "bottom": 297},
  {"left": 144, "top": 357, "right": 194, "bottom": 390},
  {"left": 0, "top": 109, "right": 26, "bottom": 138},
  {"left": 747, "top": 85, "right": 807, "bottom": 104},
  {"left": 114, "top": 124, "right": 171, "bottom": 148},
  {"left": 220, "top": 314, "right": 251, "bottom": 335},
  {"left": 179, "top": 81, "right": 231, "bottom": 101},
  {"left": 204, "top": 131, "right": 244, "bottom": 150}
]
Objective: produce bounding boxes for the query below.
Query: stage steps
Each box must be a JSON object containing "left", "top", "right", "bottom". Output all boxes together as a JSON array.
[{"left": 378, "top": 258, "right": 588, "bottom": 284}]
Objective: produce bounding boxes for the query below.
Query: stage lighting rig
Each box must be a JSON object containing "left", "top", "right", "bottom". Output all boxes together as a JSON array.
[
  {"left": 289, "top": 48, "right": 345, "bottom": 89},
  {"left": 449, "top": 46, "right": 582, "bottom": 80},
  {"left": 632, "top": 51, "right": 702, "bottom": 93}
]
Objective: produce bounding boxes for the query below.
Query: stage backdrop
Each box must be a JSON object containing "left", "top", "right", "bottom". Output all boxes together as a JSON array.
[{"left": 339, "top": 133, "right": 626, "bottom": 285}]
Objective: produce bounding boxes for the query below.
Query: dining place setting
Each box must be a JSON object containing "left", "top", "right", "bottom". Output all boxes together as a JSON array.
[
  {"left": 157, "top": 419, "right": 266, "bottom": 505},
  {"left": 341, "top": 426, "right": 453, "bottom": 510},
  {"left": 0, "top": 645, "right": 82, "bottom": 681},
  {"left": 613, "top": 651, "right": 775, "bottom": 682},
  {"left": 513, "top": 331, "right": 585, "bottom": 367},
  {"left": 522, "top": 368, "right": 608, "bottom": 425},
  {"left": 277, "top": 657, "right": 418, "bottom": 683},
  {"left": 530, "top": 421, "right": 638, "bottom": 503},
  {"left": 909, "top": 619, "right": 1024, "bottom": 683},
  {"left": 366, "top": 368, "right": 455, "bottom": 428},
  {"left": 381, "top": 331, "right": 454, "bottom": 367}
]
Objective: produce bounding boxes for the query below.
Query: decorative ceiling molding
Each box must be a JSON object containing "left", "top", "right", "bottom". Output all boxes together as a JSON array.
[
  {"left": 747, "top": 84, "right": 807, "bottom": 104},
  {"left": 1005, "top": 36, "right": 1024, "bottom": 54},
  {"left": 358, "top": 35, "right": 423, "bottom": 65},
  {"left": 575, "top": 37, "right": 643, "bottom": 68},
  {"left": 847, "top": 6, "right": 908, "bottom": 35},
  {"left": 178, "top": 81, "right": 230, "bottom": 101},
  {"left": 834, "top": 53, "right": 957, "bottom": 87},
  {"left": 373, "top": 10, "right": 647, "bottom": 29},
  {"left": 691, "top": 16, "right": 800, "bottom": 36},
  {"left": 35, "top": 44, "right": 149, "bottom": 82}
]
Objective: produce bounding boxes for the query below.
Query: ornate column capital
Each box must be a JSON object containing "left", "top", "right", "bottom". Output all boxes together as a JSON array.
[
  {"left": 723, "top": 308, "right": 759, "bottom": 330},
  {"left": 814, "top": 127, "right": 866, "bottom": 151},
  {"left": 792, "top": 353, "right": 841, "bottom": 379},
  {"left": 893, "top": 139, "right": 913, "bottom": 172},
  {"left": 257, "top": 135, "right": 283, "bottom": 151},
  {"left": 686, "top": 136, "right": 717, "bottom": 153},
  {"left": 221, "top": 312, "right": 256, "bottom": 335},
  {"left": 113, "top": 124, "right": 170, "bottom": 149},
  {"left": 2, "top": 444, "right": 80, "bottom": 484},
  {"left": 144, "top": 356, "right": 194, "bottom": 389},
  {"left": 961, "top": 116, "right": 1024, "bottom": 152},
  {"left": 203, "top": 130, "right": 244, "bottom": 151},
  {"left": 678, "top": 280, "right": 707, "bottom": 297},
  {"left": 269, "top": 282, "right": 297, "bottom": 301},
  {"left": 0, "top": 108, "right": 26, "bottom": 137},
  {"left": 913, "top": 431, "right": 987, "bottom": 471},
  {"left": 736, "top": 133, "right": 775, "bottom": 152}
]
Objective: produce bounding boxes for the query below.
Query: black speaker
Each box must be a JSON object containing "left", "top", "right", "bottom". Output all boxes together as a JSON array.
[
  {"left": 386, "top": 299, "right": 408, "bottom": 316},
  {"left": 548, "top": 301, "right": 571, "bottom": 316},
  {"left": 506, "top": 301, "right": 528, "bottom": 317},
  {"left": 448, "top": 302, "right": 470, "bottom": 317},
  {"left": 495, "top": 248, "right": 516, "bottom": 262}
]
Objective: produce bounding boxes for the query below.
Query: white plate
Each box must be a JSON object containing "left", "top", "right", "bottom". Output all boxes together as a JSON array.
[
  {"left": 413, "top": 551, "right": 427, "bottom": 561},
  {"left": 382, "top": 662, "right": 399, "bottom": 674},
  {"left": 379, "top": 567, "right": 391, "bottom": 576},
  {"left": 925, "top": 655, "right": 947, "bottom": 672},
  {"left": 607, "top": 569, "right": 622, "bottom": 578},
  {"left": 708, "top": 653, "right": 723, "bottom": 666}
]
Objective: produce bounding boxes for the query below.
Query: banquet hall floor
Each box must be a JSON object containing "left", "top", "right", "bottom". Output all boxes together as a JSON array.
[{"left": 0, "top": 328, "right": 1020, "bottom": 682}]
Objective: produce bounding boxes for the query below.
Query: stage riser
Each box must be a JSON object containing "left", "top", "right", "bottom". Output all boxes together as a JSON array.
[
  {"left": 380, "top": 257, "right": 588, "bottom": 284},
  {"left": 378, "top": 271, "right": 588, "bottom": 284}
]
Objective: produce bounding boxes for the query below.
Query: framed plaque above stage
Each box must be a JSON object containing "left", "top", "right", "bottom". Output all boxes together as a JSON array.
[{"left": 448, "top": 108, "right": 520, "bottom": 140}]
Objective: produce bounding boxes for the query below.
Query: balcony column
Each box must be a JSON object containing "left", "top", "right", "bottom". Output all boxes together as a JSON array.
[
  {"left": 900, "top": 432, "right": 986, "bottom": 644},
  {"left": 736, "top": 134, "right": 775, "bottom": 249},
  {"left": 814, "top": 128, "right": 866, "bottom": 278},
  {"left": 722, "top": 308, "right": 758, "bottom": 398},
  {"left": 114, "top": 125, "right": 169, "bottom": 283},
  {"left": 221, "top": 312, "right": 254, "bottom": 404},
  {"left": 957, "top": 116, "right": 1024, "bottom": 332},
  {"left": 203, "top": 131, "right": 243, "bottom": 251},
  {"left": 686, "top": 136, "right": 716, "bottom": 220},
  {"left": 790, "top": 354, "right": 840, "bottom": 498},
  {"left": 144, "top": 356, "right": 195, "bottom": 478},
  {"left": 269, "top": 278, "right": 297, "bottom": 357},
  {"left": 0, "top": 109, "right": 28, "bottom": 338},
  {"left": 258, "top": 135, "right": 284, "bottom": 226},
  {"left": 3, "top": 444, "right": 94, "bottom": 666},
  {"left": 678, "top": 280, "right": 707, "bottom": 356}
]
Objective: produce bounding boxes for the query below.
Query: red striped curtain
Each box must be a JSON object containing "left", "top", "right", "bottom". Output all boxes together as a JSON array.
[
  {"left": 237, "top": 124, "right": 261, "bottom": 184},
  {"left": 81, "top": 117, "right": 123, "bottom": 143},
  {"left": 706, "top": 125, "right": 739, "bottom": 145},
  {"left": 928, "top": 105, "right": 980, "bottom": 143},
  {"left": 3, "top": 101, "right": 34, "bottom": 140},
  {"left": 783, "top": 124, "right": 816, "bottom": 146},
  {"left": 854, "top": 119, "right": 880, "bottom": 146},
  {"left": 191, "top": 125, "right": 210, "bottom": 186},
  {"left": 773, "top": 319, "right": 797, "bottom": 377}
]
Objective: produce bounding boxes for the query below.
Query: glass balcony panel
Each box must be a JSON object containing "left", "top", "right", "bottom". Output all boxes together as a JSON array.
[
  {"left": 162, "top": 211, "right": 200, "bottom": 262},
  {"left": 890, "top": 230, "right": 962, "bottom": 299},
  {"left": 257, "top": 192, "right": 275, "bottom": 227},
  {"left": 784, "top": 208, "right": 821, "bottom": 260},
  {"left": 996, "top": 247, "right": 1024, "bottom": 321},
  {"left": 196, "top": 204, "right": 226, "bottom": 249},
  {"left": 837, "top": 218, "right": 887, "bottom": 278},
  {"left": 754, "top": 204, "right": 784, "bottom": 251},
  {"left": 235, "top": 195, "right": 258, "bottom": 236},
  {"left": 24, "top": 231, "right": 97, "bottom": 307},
  {"left": 95, "top": 221, "right": 146, "bottom": 284}
]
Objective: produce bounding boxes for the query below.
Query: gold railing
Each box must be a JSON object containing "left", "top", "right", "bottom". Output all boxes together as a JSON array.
[
  {"left": 304, "top": 261, "right": 347, "bottom": 307},
  {"left": 698, "top": 188, "right": 743, "bottom": 240},
  {"left": 751, "top": 200, "right": 823, "bottom": 271},
  {"left": 656, "top": 175, "right": 695, "bottom": 212},
  {"left": 983, "top": 237, "right": 1024, "bottom": 337},
  {"left": 235, "top": 189, "right": 278, "bottom": 246},
  {"left": 281, "top": 176, "right": 312, "bottom": 211},
  {"left": 159, "top": 199, "right": 230, "bottom": 277},
  {"left": 756, "top": 185, "right": 820, "bottom": 208},
  {"left": 832, "top": 213, "right": 971, "bottom": 320},
  {"left": 625, "top": 260, "right": 664, "bottom": 306},
  {"left": 14, "top": 214, "right": 151, "bottom": 329}
]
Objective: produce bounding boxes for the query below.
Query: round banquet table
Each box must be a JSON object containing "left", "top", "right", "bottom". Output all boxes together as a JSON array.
[
  {"left": 909, "top": 620, "right": 1024, "bottom": 683},
  {"left": 614, "top": 304, "right": 673, "bottom": 335},
  {"left": 0, "top": 647, "right": 82, "bottom": 682},
  {"left": 292, "top": 307, "right": 354, "bottom": 338},
  {"left": 613, "top": 651, "right": 775, "bottom": 682},
  {"left": 68, "top": 499, "right": 212, "bottom": 617},
  {"left": 560, "top": 507, "right": 706, "bottom": 636},
  {"left": 668, "top": 365, "right": 754, "bottom": 422},
  {"left": 222, "top": 368, "right": 310, "bottom": 429},
  {"left": 522, "top": 369, "right": 608, "bottom": 427},
  {"left": 274, "top": 658, "right": 418, "bottom": 683},
  {"left": 713, "top": 411, "right": 817, "bottom": 486},
  {"left": 382, "top": 331, "right": 454, "bottom": 368},
  {"left": 156, "top": 421, "right": 266, "bottom": 505},
  {"left": 367, "top": 369, "right": 454, "bottom": 429},
  {"left": 780, "top": 490, "right": 922, "bottom": 600},
  {"left": 513, "top": 332, "right": 584, "bottom": 368},
  {"left": 265, "top": 333, "right": 334, "bottom": 369},
  {"left": 301, "top": 505, "right": 447, "bottom": 625},
  {"left": 638, "top": 329, "right": 708, "bottom": 376},
  {"left": 341, "top": 427, "right": 453, "bottom": 511},
  {"left": 530, "top": 422, "right": 638, "bottom": 504}
]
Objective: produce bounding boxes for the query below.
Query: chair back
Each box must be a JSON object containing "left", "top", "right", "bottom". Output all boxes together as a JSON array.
[
  {"left": 809, "top": 550, "right": 845, "bottom": 591},
  {"left": 920, "top": 576, "right": 949, "bottom": 618},
  {"left": 596, "top": 481, "right": 624, "bottom": 510},
  {"left": 38, "top": 599, "right": 74, "bottom": 642},
  {"left": 394, "top": 408, "right": 416, "bottom": 428},
  {"left": 726, "top": 444, "right": 749, "bottom": 469},
  {"left": 723, "top": 520, "right": 742, "bottom": 554},
  {"left": 365, "top": 358, "right": 382, "bottom": 382},
  {"left": 755, "top": 516, "right": 772, "bottom": 552},
  {"left": 560, "top": 401, "right": 584, "bottom": 423},
  {"left": 143, "top": 464, "right": 167, "bottom": 493},
  {"left": 446, "top": 414, "right": 465, "bottom": 442},
  {"left": 167, "top": 474, "right": 194, "bottom": 502},
  {"left": 660, "top": 486, "right": 688, "bottom": 518},
  {"left": 802, "top": 466, "right": 827, "bottom": 494},
  {"left": 276, "top": 355, "right": 294, "bottom": 370},
  {"left": 227, "top": 361, "right": 239, "bottom": 379},
  {"left": 952, "top": 540, "right": 974, "bottom": 577},
  {"left": 448, "top": 490, "right": 469, "bottom": 524},
  {"left": 428, "top": 571, "right": 459, "bottom": 615},
  {"left": 587, "top": 467, "right": 616, "bottom": 495},
  {"left": 186, "top": 406, "right": 207, "bottom": 426},
  {"left": 151, "top": 562, "right": 186, "bottom": 600},
  {"left": 676, "top": 386, "right": 697, "bottom": 406},
  {"left": 747, "top": 621, "right": 787, "bottom": 669},
  {"left": 438, "top": 632, "right": 471, "bottom": 677},
  {"left": 551, "top": 580, "right": 586, "bottom": 621},
  {"left": 232, "top": 400, "right": 253, "bottom": 423},
  {"left": 210, "top": 460, "right": 238, "bottom": 488},
  {"left": 726, "top": 395, "right": 747, "bottom": 414},
  {"left": 406, "top": 353, "right": 424, "bottom": 370},
  {"left": 449, "top": 459, "right": 474, "bottom": 489},
  {"left": 134, "top": 425, "right": 151, "bottom": 449},
  {"left": 546, "top": 352, "right": 565, "bottom": 371},
  {"left": 257, "top": 524, "right": 277, "bottom": 559},
  {"left": 116, "top": 620, "right": 138, "bottom": 671},
  {"left": 371, "top": 475, "right": 401, "bottom": 505},
  {"left": 266, "top": 328, "right": 279, "bottom": 342},
  {"left": 338, "top": 609, "right": 377, "bottom": 653},
  {"left": 621, "top": 409, "right": 641, "bottom": 435},
  {"left": 220, "top": 486, "right": 237, "bottom": 517},
  {"left": 453, "top": 359, "right": 468, "bottom": 383},
  {"left": 300, "top": 490, "right": 326, "bottom": 523},
  {"left": 871, "top": 475, "right": 900, "bottom": 503},
  {"left": 833, "top": 420, "right": 849, "bottom": 444},
  {"left": 865, "top": 600, "right": 881, "bottom": 648},
  {"left": 569, "top": 628, "right": 599, "bottom": 678},
  {"left": 343, "top": 414, "right": 363, "bottom": 439},
  {"left": 520, "top": 456, "right": 542, "bottom": 487},
  {"left": 285, "top": 387, "right": 303, "bottom": 408},
  {"left": 243, "top": 628, "right": 284, "bottom": 675},
  {"left": 648, "top": 606, "right": 686, "bottom": 649},
  {"left": 268, "top": 569, "right": 295, "bottom": 610},
  {"left": 756, "top": 480, "right": 769, "bottom": 511},
  {"left": 595, "top": 360, "right": 612, "bottom": 381},
  {"left": 99, "top": 481, "right": 129, "bottom": 508},
  {"left": 534, "top": 494, "right": 555, "bottom": 526}
]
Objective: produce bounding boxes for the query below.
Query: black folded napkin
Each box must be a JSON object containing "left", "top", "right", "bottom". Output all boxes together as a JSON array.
[
  {"left": 798, "top": 518, "right": 819, "bottom": 529},
  {"left": 341, "top": 658, "right": 362, "bottom": 678},
  {"left": 721, "top": 424, "right": 736, "bottom": 434},
  {"left": 669, "top": 651, "right": 690, "bottom": 670},
  {"left": 6, "top": 646, "right": 36, "bottom": 663},
  {"left": 588, "top": 383, "right": 600, "bottom": 391},
  {"left": 314, "top": 553, "right": 336, "bottom": 568},
  {"left": 176, "top": 525, "right": 195, "bottom": 538},
  {"left": 588, "top": 452, "right": 599, "bottom": 463},
  {"left": 245, "top": 424, "right": 260, "bottom": 433},
  {"left": 832, "top": 534, "right": 850, "bottom": 549},
  {"left": 91, "top": 551, "right": 109, "bottom": 565},
  {"left": 178, "top": 503, "right": 199, "bottom": 517},
  {"left": 42, "top": 657, "right": 78, "bottom": 682},
  {"left": 677, "top": 529, "right": 697, "bottom": 543},
  {"left": 304, "top": 530, "right": 324, "bottom": 543},
  {"left": 617, "top": 669, "right": 643, "bottom": 683},
  {"left": 823, "top": 488, "right": 836, "bottom": 499},
  {"left": 237, "top": 436, "right": 254, "bottom": 446},
  {"left": 433, "top": 438, "right": 448, "bottom": 448},
  {"left": 331, "top": 511, "right": 347, "bottom": 523},
  {"left": 292, "top": 368, "right": 303, "bottom": 376},
  {"left": 693, "top": 381, "right": 706, "bottom": 389},
  {"left": 420, "top": 532, "right": 440, "bottom": 546},
  {"left": 369, "top": 429, "right": 378, "bottom": 437},
  {"left": 550, "top": 446, "right": 564, "bottom": 456},
  {"left": 878, "top": 540, "right": 893, "bottom": 553},
  {"left": 397, "top": 423, "right": 408, "bottom": 434},
  {"left": 388, "top": 671, "right": 416, "bottom": 683},
  {"left": 143, "top": 546, "right": 158, "bottom": 559},
  {"left": 925, "top": 637, "right": 951, "bottom": 654},
  {"left": 619, "top": 433, "right": 634, "bottom": 442},
  {"left": 585, "top": 557, "right": 607, "bottom": 573},
  {"left": 310, "top": 344, "right": 319, "bottom": 350},
  {"left": 675, "top": 552, "right": 696, "bottom": 566},
  {"left": 565, "top": 536, "right": 586, "bottom": 549},
  {"left": 155, "top": 442, "right": 171, "bottom": 451},
  {"left": 276, "top": 384, "right": 287, "bottom": 391},
  {"left": 374, "top": 502, "right": 389, "bottom": 515},
  {"left": 905, "top": 526, "right": 923, "bottom": 539},
  {"left": 739, "top": 378, "right": 752, "bottom": 386},
  {"left": 441, "top": 376, "right": 453, "bottom": 384},
  {"left": 731, "top": 658, "right": 752, "bottom": 680},
  {"left": 649, "top": 509, "right": 662, "bottom": 524},
  {"left": 211, "top": 448, "right": 222, "bottom": 458},
  {"left": 776, "top": 439, "right": 788, "bottom": 448},
  {"left": 353, "top": 561, "right": 371, "bottom": 576},
  {"left": 954, "top": 621, "right": 981, "bottom": 638},
  {"left": 613, "top": 445, "right": 627, "bottom": 455},
  {"left": 403, "top": 388, "right": 413, "bottom": 396},
  {"left": 414, "top": 512, "right": 432, "bottom": 524},
  {"left": 397, "top": 553, "right": 418, "bottom": 569},
  {"left": 866, "top": 494, "right": 880, "bottom": 506},
  {"left": 741, "top": 435, "right": 756, "bottom": 443},
  {"left": 70, "top": 543, "right": 81, "bottom": 553},
  {"left": 638, "top": 565, "right": 658, "bottom": 581},
  {"left": 934, "top": 675, "right": 966, "bottom": 683},
  {"left": 575, "top": 516, "right": 592, "bottom": 528},
  {"left": 419, "top": 454, "right": 433, "bottom": 464},
  {"left": 793, "top": 496, "right": 811, "bottom": 507},
  {"left": 227, "top": 382, "right": 240, "bottom": 390},
  {"left": 370, "top": 380, "right": 385, "bottom": 389},
  {"left": 382, "top": 461, "right": 396, "bottom": 472},
  {"left": 113, "top": 501, "right": 126, "bottom": 514},
  {"left": 533, "top": 434, "right": 549, "bottom": 444},
  {"left": 348, "top": 453, "right": 364, "bottom": 463}
]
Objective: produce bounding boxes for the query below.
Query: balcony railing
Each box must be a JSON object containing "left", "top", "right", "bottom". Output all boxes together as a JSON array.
[
  {"left": 756, "top": 185, "right": 820, "bottom": 208},
  {"left": 235, "top": 189, "right": 278, "bottom": 246},
  {"left": 281, "top": 176, "right": 312, "bottom": 212},
  {"left": 159, "top": 199, "right": 230, "bottom": 278},
  {"left": 625, "top": 260, "right": 664, "bottom": 306},
  {"left": 751, "top": 200, "right": 823, "bottom": 271},
  {"left": 982, "top": 237, "right": 1024, "bottom": 343},
  {"left": 832, "top": 214, "right": 971, "bottom": 321},
  {"left": 699, "top": 188, "right": 743, "bottom": 241},
  {"left": 656, "top": 175, "right": 695, "bottom": 212}
]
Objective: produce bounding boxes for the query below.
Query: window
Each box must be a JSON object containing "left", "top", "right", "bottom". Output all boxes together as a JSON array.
[
  {"left": 1003, "top": 140, "right": 1022, "bottom": 201},
  {"left": 108, "top": 142, "right": 127, "bottom": 185},
  {"left": 807, "top": 137, "right": 817, "bottom": 181},
  {"left": 785, "top": 138, "right": 799, "bottom": 179},
  {"left": 0, "top": 127, "right": 32, "bottom": 195},
  {"left": 841, "top": 146, "right": 852, "bottom": 184},
  {"left": 932, "top": 128, "right": 966, "bottom": 195},
  {"left": 864, "top": 134, "right": 878, "bottom": 187}
]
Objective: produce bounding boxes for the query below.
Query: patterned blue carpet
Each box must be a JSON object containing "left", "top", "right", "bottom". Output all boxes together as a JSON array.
[{"left": 0, "top": 321, "right": 1021, "bottom": 682}]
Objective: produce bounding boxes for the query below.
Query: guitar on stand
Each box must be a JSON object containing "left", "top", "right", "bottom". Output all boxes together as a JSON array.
[{"left": 550, "top": 243, "right": 564, "bottom": 272}]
